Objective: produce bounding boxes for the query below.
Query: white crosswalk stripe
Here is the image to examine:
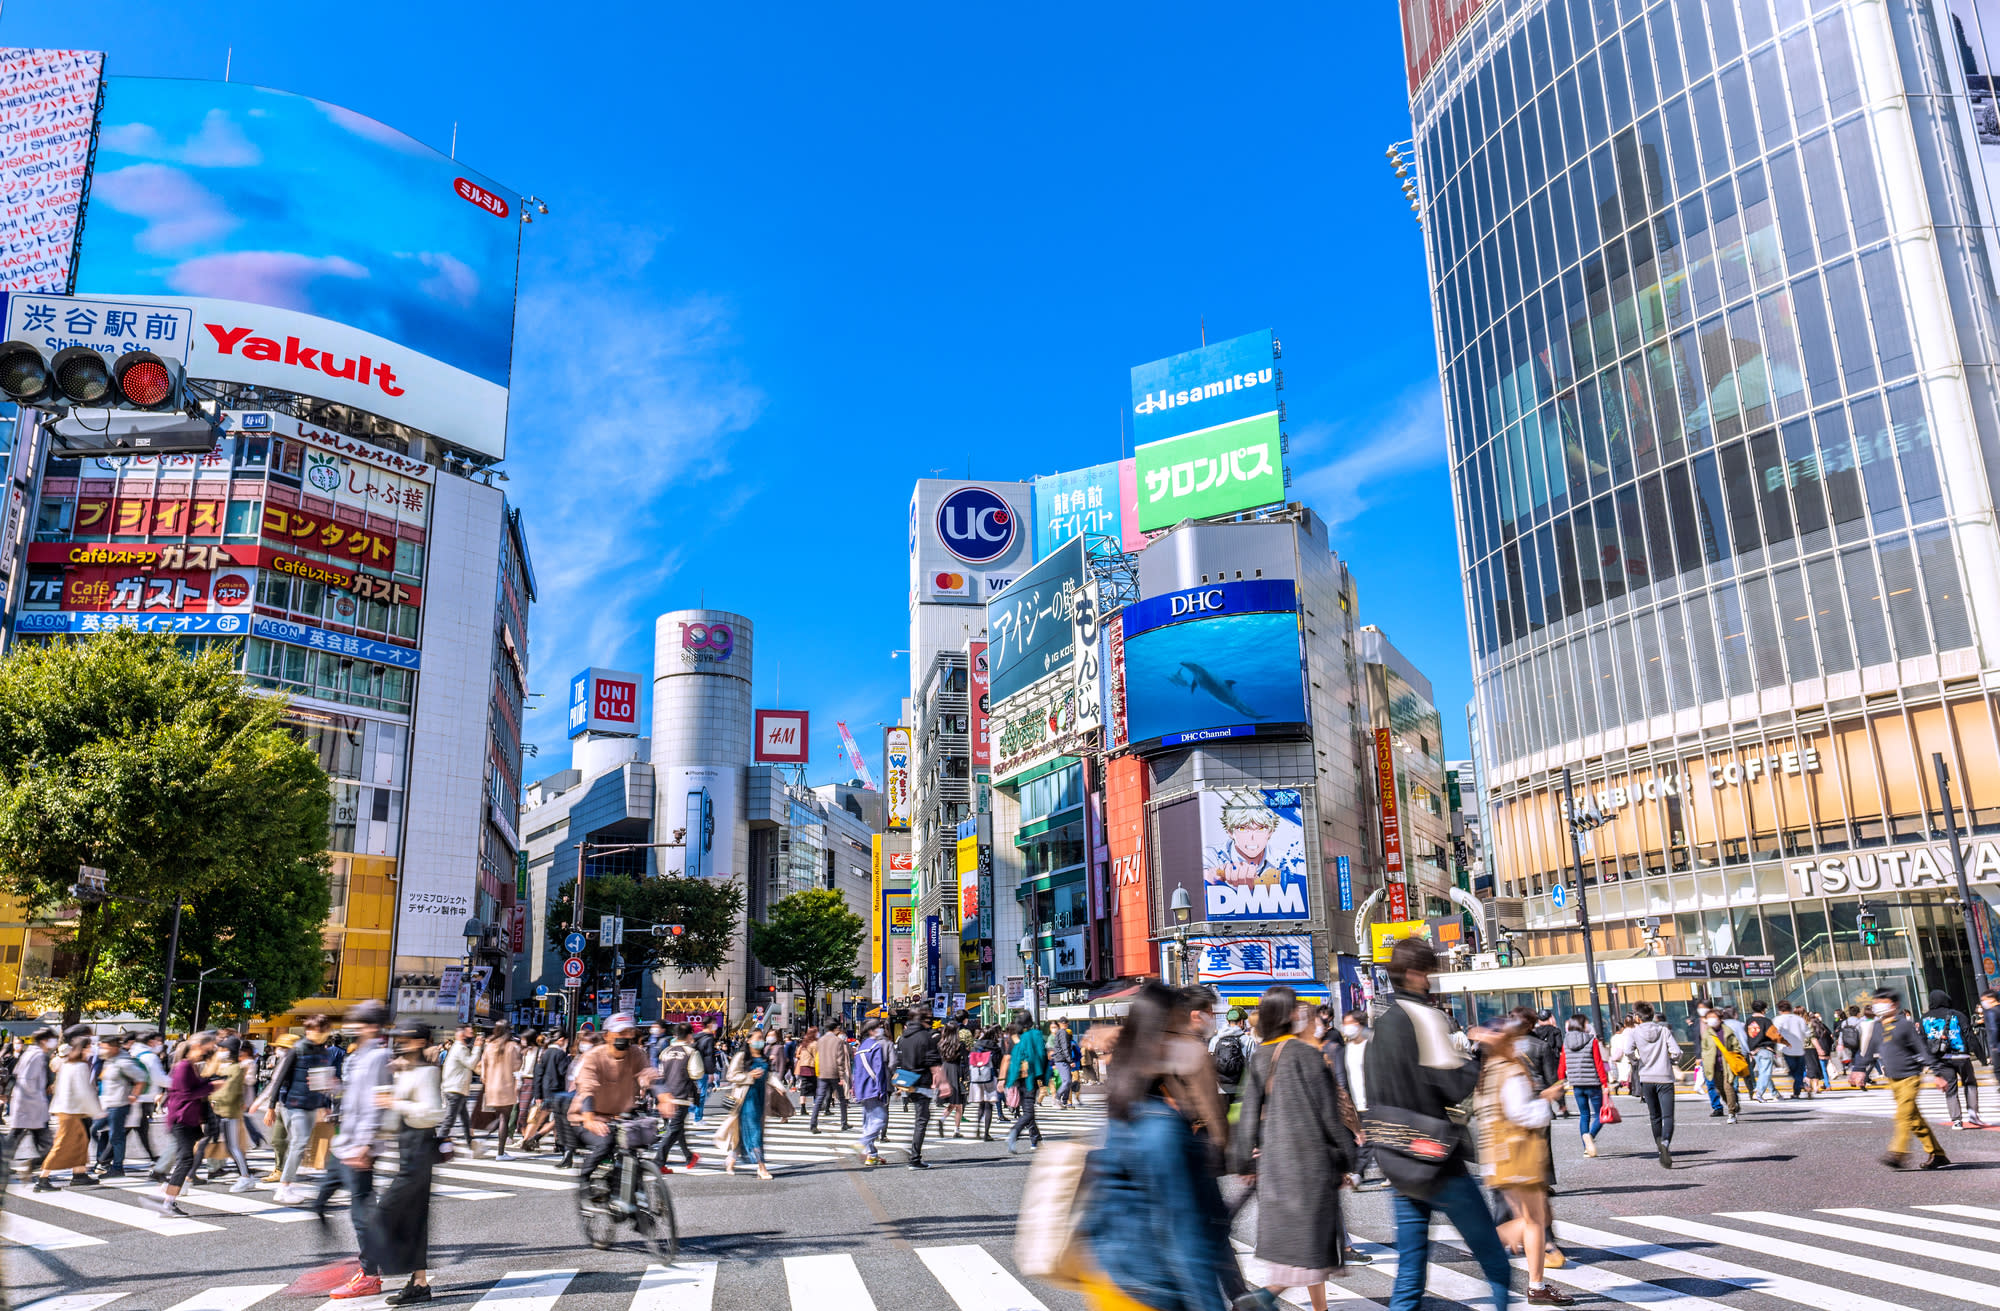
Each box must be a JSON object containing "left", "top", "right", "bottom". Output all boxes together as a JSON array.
[
  {"left": 1718, "top": 1209, "right": 2000, "bottom": 1272},
  {"left": 1551, "top": 1219, "right": 1914, "bottom": 1311},
  {"left": 784, "top": 1254, "right": 875, "bottom": 1311},
  {"left": 0, "top": 1209, "right": 107, "bottom": 1250},
  {"left": 916, "top": 1243, "right": 1051, "bottom": 1311},
  {"left": 16, "top": 1296, "right": 128, "bottom": 1311},
  {"left": 630, "top": 1263, "right": 717, "bottom": 1311},
  {"left": 6, "top": 1182, "right": 221, "bottom": 1236},
  {"left": 1620, "top": 1213, "right": 2000, "bottom": 1307},
  {"left": 162, "top": 1287, "right": 285, "bottom": 1311},
  {"left": 472, "top": 1270, "right": 578, "bottom": 1311}
]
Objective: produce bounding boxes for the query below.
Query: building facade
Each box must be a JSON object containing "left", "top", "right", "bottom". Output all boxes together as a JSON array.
[{"left": 1403, "top": 0, "right": 2000, "bottom": 1016}]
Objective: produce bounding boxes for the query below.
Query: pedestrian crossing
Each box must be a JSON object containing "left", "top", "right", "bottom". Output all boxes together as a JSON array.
[
  {"left": 15, "top": 1246, "right": 1055, "bottom": 1311},
  {"left": 0, "top": 1099, "right": 1107, "bottom": 1251},
  {"left": 28, "top": 1203, "right": 2000, "bottom": 1311}
]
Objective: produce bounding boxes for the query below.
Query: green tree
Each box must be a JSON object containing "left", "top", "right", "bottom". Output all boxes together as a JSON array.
[
  {"left": 749, "top": 888, "right": 867, "bottom": 1020},
  {"left": 0, "top": 631, "right": 331, "bottom": 1027},
  {"left": 549, "top": 872, "right": 743, "bottom": 978}
]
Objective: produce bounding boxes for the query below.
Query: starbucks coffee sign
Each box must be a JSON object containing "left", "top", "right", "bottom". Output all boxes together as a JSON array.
[{"left": 1790, "top": 838, "right": 2000, "bottom": 897}]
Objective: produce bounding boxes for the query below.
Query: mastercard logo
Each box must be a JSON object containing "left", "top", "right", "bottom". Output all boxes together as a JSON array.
[
  {"left": 212, "top": 574, "right": 250, "bottom": 607},
  {"left": 934, "top": 572, "right": 968, "bottom": 591}
]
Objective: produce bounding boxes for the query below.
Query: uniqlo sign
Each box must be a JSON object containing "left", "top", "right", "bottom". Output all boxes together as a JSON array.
[
  {"left": 568, "top": 667, "right": 641, "bottom": 739},
  {"left": 754, "top": 709, "right": 810, "bottom": 765}
]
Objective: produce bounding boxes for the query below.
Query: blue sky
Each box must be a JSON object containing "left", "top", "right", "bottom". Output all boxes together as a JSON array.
[{"left": 9, "top": 2, "right": 1470, "bottom": 776}]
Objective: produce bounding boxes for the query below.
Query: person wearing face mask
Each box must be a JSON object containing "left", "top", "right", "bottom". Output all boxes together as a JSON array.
[
  {"left": 721, "top": 1032, "right": 775, "bottom": 1180},
  {"left": 1858, "top": 988, "right": 1950, "bottom": 1170},
  {"left": 1334, "top": 1010, "right": 1384, "bottom": 1190},
  {"left": 568, "top": 1013, "right": 649, "bottom": 1181},
  {"left": 1699, "top": 1007, "right": 1745, "bottom": 1124},
  {"left": 370, "top": 1023, "right": 444, "bottom": 1306}
]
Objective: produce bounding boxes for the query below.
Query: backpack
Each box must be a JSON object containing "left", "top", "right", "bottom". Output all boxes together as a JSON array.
[
  {"left": 1924, "top": 1013, "right": 1966, "bottom": 1059},
  {"left": 969, "top": 1049, "right": 995, "bottom": 1083},
  {"left": 851, "top": 1039, "right": 890, "bottom": 1101},
  {"left": 1211, "top": 1033, "right": 1247, "bottom": 1084}
]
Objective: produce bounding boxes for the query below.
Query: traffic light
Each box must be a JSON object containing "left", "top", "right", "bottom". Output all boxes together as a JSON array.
[
  {"left": 242, "top": 980, "right": 257, "bottom": 1012},
  {"left": 0, "top": 338, "right": 213, "bottom": 454},
  {"left": 1858, "top": 901, "right": 1879, "bottom": 947}
]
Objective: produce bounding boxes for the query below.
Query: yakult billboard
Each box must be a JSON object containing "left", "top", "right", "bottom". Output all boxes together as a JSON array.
[{"left": 73, "top": 78, "right": 522, "bottom": 459}]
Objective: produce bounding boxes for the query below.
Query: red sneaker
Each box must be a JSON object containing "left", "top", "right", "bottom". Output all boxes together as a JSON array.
[
  {"left": 330, "top": 1274, "right": 383, "bottom": 1299},
  {"left": 687, "top": 1153, "right": 701, "bottom": 1169}
]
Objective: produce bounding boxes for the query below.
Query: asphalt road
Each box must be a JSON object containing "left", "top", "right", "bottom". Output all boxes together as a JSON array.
[{"left": 8, "top": 1082, "right": 2000, "bottom": 1311}]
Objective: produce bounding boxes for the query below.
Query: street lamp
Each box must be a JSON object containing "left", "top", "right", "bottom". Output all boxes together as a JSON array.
[
  {"left": 1169, "top": 886, "right": 1196, "bottom": 985},
  {"left": 461, "top": 917, "right": 484, "bottom": 1025},
  {"left": 1558, "top": 766, "right": 1608, "bottom": 1040},
  {"left": 192, "top": 966, "right": 219, "bottom": 1031},
  {"left": 1018, "top": 933, "right": 1037, "bottom": 1020}
]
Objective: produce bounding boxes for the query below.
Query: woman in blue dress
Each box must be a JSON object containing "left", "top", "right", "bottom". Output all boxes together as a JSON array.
[{"left": 725, "top": 1035, "right": 775, "bottom": 1180}]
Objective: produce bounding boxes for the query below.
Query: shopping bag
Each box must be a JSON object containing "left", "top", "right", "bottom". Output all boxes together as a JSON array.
[
  {"left": 1598, "top": 1099, "right": 1622, "bottom": 1126},
  {"left": 304, "top": 1118, "right": 337, "bottom": 1171},
  {"left": 1014, "top": 1140, "right": 1092, "bottom": 1290},
  {"left": 711, "top": 1107, "right": 743, "bottom": 1155},
  {"left": 766, "top": 1084, "right": 795, "bottom": 1122}
]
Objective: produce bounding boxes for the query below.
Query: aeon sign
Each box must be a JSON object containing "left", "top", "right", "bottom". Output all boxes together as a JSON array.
[
  {"left": 681, "top": 621, "right": 735, "bottom": 662},
  {"left": 937, "top": 486, "right": 1016, "bottom": 564}
]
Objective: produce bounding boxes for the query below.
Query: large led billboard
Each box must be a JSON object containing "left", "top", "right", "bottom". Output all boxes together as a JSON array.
[
  {"left": 0, "top": 49, "right": 102, "bottom": 292},
  {"left": 1200, "top": 787, "right": 1310, "bottom": 922},
  {"left": 1032, "top": 460, "right": 1150, "bottom": 559},
  {"left": 73, "top": 78, "right": 522, "bottom": 459},
  {"left": 1121, "top": 580, "right": 1306, "bottom": 746},
  {"left": 986, "top": 535, "right": 1085, "bottom": 707},
  {"left": 1130, "top": 330, "right": 1284, "bottom": 531}
]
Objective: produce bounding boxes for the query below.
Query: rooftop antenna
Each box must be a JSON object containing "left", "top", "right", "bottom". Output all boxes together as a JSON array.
[
  {"left": 450, "top": 122, "right": 458, "bottom": 159},
  {"left": 1200, "top": 314, "right": 1207, "bottom": 347},
  {"left": 224, "top": 47, "right": 232, "bottom": 82}
]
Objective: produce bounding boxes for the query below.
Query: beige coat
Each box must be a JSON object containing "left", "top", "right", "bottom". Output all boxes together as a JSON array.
[{"left": 478, "top": 1037, "right": 523, "bottom": 1108}]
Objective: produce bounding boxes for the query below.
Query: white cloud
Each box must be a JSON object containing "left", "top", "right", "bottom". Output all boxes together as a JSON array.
[
  {"left": 88, "top": 164, "right": 240, "bottom": 253},
  {"left": 315, "top": 101, "right": 428, "bottom": 154},
  {"left": 1290, "top": 381, "right": 1449, "bottom": 527},
  {"left": 413, "top": 251, "right": 479, "bottom": 308},
  {"left": 99, "top": 109, "right": 261, "bottom": 167},
  {"left": 506, "top": 240, "right": 764, "bottom": 757},
  {"left": 164, "top": 251, "right": 367, "bottom": 308}
]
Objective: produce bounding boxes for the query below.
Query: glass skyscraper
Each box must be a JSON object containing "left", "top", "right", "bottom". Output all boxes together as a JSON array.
[{"left": 1402, "top": 0, "right": 2000, "bottom": 1014}]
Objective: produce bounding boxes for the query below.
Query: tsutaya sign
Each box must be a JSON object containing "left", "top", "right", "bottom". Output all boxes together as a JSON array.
[
  {"left": 1791, "top": 838, "right": 2000, "bottom": 897},
  {"left": 1561, "top": 747, "right": 1823, "bottom": 821}
]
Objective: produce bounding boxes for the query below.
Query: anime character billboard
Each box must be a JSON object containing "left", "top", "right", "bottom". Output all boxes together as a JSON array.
[{"left": 1199, "top": 787, "right": 1309, "bottom": 921}]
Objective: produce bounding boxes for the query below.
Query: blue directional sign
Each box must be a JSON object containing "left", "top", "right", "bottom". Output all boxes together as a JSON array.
[
  {"left": 564, "top": 931, "right": 588, "bottom": 955},
  {"left": 1551, "top": 883, "right": 1568, "bottom": 909},
  {"left": 534, "top": 985, "right": 548, "bottom": 998}
]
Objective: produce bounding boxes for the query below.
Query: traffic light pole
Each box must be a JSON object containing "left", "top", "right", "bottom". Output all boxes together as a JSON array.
[
  {"left": 1560, "top": 766, "right": 1608, "bottom": 1041},
  {"left": 567, "top": 839, "right": 684, "bottom": 1037},
  {"left": 1935, "top": 753, "right": 1991, "bottom": 997}
]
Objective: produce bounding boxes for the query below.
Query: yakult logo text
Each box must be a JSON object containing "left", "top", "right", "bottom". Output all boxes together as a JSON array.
[{"left": 204, "top": 323, "right": 405, "bottom": 397}]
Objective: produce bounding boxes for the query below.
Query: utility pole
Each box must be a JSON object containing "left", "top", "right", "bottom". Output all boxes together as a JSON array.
[
  {"left": 158, "top": 895, "right": 184, "bottom": 1036},
  {"left": 1559, "top": 766, "right": 1607, "bottom": 1040},
  {"left": 1935, "top": 753, "right": 1991, "bottom": 996}
]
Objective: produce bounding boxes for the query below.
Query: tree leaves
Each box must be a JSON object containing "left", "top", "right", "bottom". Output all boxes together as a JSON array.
[
  {"left": 0, "top": 632, "right": 332, "bottom": 1025},
  {"left": 748, "top": 888, "right": 868, "bottom": 1015},
  {"left": 554, "top": 873, "right": 744, "bottom": 977}
]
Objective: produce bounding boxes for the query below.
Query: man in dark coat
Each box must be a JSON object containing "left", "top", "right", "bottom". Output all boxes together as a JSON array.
[
  {"left": 1230, "top": 986, "right": 1355, "bottom": 1300},
  {"left": 1528, "top": 1012, "right": 1565, "bottom": 1115},
  {"left": 1365, "top": 938, "right": 1514, "bottom": 1311}
]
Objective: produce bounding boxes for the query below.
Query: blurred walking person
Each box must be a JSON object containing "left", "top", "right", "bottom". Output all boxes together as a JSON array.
[
  {"left": 1700, "top": 1009, "right": 1744, "bottom": 1123},
  {"left": 1230, "top": 985, "right": 1354, "bottom": 1311},
  {"left": 371, "top": 1023, "right": 444, "bottom": 1305},
  {"left": 477, "top": 1021, "right": 523, "bottom": 1159},
  {"left": 1473, "top": 1015, "right": 1571, "bottom": 1306},
  {"left": 809, "top": 1020, "right": 852, "bottom": 1133},
  {"left": 1365, "top": 939, "right": 1514, "bottom": 1311},
  {"left": 143, "top": 1030, "right": 220, "bottom": 1217},
  {"left": 5, "top": 1028, "right": 53, "bottom": 1182},
  {"left": 37, "top": 1027, "right": 101, "bottom": 1190},
  {"left": 320, "top": 1001, "right": 393, "bottom": 1301},
  {"left": 1861, "top": 989, "right": 1949, "bottom": 1169},
  {"left": 1921, "top": 989, "right": 1987, "bottom": 1129},
  {"left": 1080, "top": 980, "right": 1239, "bottom": 1311},
  {"left": 1005, "top": 1013, "right": 1048, "bottom": 1153}
]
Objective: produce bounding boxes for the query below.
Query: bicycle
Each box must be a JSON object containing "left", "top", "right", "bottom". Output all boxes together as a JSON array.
[{"left": 575, "top": 1112, "right": 678, "bottom": 1261}]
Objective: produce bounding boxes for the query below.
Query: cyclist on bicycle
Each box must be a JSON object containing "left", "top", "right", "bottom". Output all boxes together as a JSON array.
[{"left": 569, "top": 1012, "right": 651, "bottom": 1177}]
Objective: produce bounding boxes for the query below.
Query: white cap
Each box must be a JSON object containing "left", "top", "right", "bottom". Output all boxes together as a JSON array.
[{"left": 605, "top": 1012, "right": 637, "bottom": 1033}]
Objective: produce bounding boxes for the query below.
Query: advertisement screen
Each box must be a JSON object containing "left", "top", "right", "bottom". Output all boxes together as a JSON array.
[
  {"left": 664, "top": 764, "right": 737, "bottom": 881},
  {"left": 967, "top": 640, "right": 991, "bottom": 768},
  {"left": 1133, "top": 415, "right": 1286, "bottom": 532},
  {"left": 884, "top": 726, "right": 912, "bottom": 830},
  {"left": 74, "top": 78, "right": 521, "bottom": 457},
  {"left": 910, "top": 479, "right": 1032, "bottom": 607},
  {"left": 0, "top": 49, "right": 102, "bottom": 292},
  {"left": 986, "top": 535, "right": 1084, "bottom": 707},
  {"left": 754, "top": 709, "right": 810, "bottom": 764},
  {"left": 1121, "top": 610, "right": 1306, "bottom": 746},
  {"left": 1033, "top": 460, "right": 1150, "bottom": 559},
  {"left": 1130, "top": 329, "right": 1278, "bottom": 446},
  {"left": 1200, "top": 788, "right": 1310, "bottom": 922},
  {"left": 568, "top": 668, "right": 642, "bottom": 738}
]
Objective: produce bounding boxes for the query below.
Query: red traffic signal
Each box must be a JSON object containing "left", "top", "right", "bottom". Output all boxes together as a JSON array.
[{"left": 0, "top": 341, "right": 185, "bottom": 412}]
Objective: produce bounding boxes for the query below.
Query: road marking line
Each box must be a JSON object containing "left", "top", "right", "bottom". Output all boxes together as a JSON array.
[
  {"left": 1343, "top": 1239, "right": 1499, "bottom": 1311},
  {"left": 0, "top": 1210, "right": 107, "bottom": 1250},
  {"left": 432, "top": 1184, "right": 514, "bottom": 1200},
  {"left": 6, "top": 1184, "right": 221, "bottom": 1236},
  {"left": 630, "top": 1263, "right": 717, "bottom": 1311},
  {"left": 97, "top": 1180, "right": 319, "bottom": 1223},
  {"left": 16, "top": 1296, "right": 127, "bottom": 1311},
  {"left": 469, "top": 1270, "right": 578, "bottom": 1311},
  {"left": 163, "top": 1286, "right": 287, "bottom": 1311},
  {"left": 915, "top": 1244, "right": 1050, "bottom": 1311},
  {"left": 784, "top": 1254, "right": 875, "bottom": 1310},
  {"left": 1433, "top": 1231, "right": 1741, "bottom": 1311},
  {"left": 1625, "top": 1215, "right": 2000, "bottom": 1307},
  {"left": 1921, "top": 1205, "right": 2000, "bottom": 1225},
  {"left": 1720, "top": 1211, "right": 2000, "bottom": 1271},
  {"left": 1553, "top": 1219, "right": 1911, "bottom": 1311},
  {"left": 431, "top": 1166, "right": 574, "bottom": 1191},
  {"left": 1821, "top": 1207, "right": 2000, "bottom": 1244}
]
